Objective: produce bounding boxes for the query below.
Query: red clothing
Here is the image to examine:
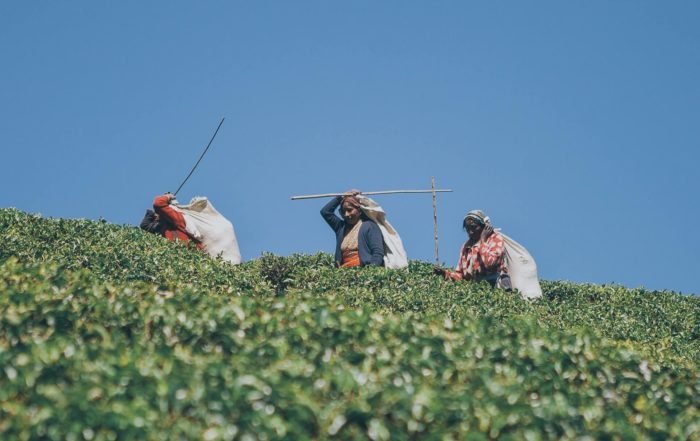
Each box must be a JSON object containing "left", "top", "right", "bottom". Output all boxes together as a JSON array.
[
  {"left": 153, "top": 195, "right": 201, "bottom": 247},
  {"left": 446, "top": 231, "right": 507, "bottom": 281},
  {"left": 340, "top": 251, "right": 361, "bottom": 268}
]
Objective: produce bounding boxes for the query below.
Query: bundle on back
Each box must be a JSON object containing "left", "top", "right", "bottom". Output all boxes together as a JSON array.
[{"left": 177, "top": 197, "right": 242, "bottom": 264}]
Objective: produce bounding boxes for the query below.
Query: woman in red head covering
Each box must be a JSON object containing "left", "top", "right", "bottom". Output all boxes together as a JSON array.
[{"left": 140, "top": 193, "right": 202, "bottom": 249}]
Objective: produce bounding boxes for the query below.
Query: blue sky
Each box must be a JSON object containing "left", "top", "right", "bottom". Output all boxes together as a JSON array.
[{"left": 1, "top": 2, "right": 698, "bottom": 294}]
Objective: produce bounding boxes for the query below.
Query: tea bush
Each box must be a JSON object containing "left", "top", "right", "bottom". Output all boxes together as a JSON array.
[
  {"left": 1, "top": 208, "right": 699, "bottom": 440},
  {"left": 258, "top": 253, "right": 294, "bottom": 296}
]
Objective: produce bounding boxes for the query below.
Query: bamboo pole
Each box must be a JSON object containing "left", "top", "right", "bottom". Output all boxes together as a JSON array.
[
  {"left": 290, "top": 189, "right": 452, "bottom": 200},
  {"left": 432, "top": 177, "right": 440, "bottom": 265}
]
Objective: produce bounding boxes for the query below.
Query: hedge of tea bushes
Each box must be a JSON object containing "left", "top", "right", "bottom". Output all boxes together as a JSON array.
[
  {"left": 0, "top": 209, "right": 263, "bottom": 294},
  {"left": 2, "top": 208, "right": 699, "bottom": 367},
  {"left": 1, "top": 208, "right": 700, "bottom": 439},
  {"left": 1, "top": 258, "right": 699, "bottom": 440},
  {"left": 273, "top": 255, "right": 700, "bottom": 369}
]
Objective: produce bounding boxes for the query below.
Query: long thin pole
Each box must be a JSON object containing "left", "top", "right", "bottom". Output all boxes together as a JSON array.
[
  {"left": 174, "top": 117, "right": 225, "bottom": 196},
  {"left": 290, "top": 189, "right": 452, "bottom": 200},
  {"left": 432, "top": 177, "right": 440, "bottom": 265}
]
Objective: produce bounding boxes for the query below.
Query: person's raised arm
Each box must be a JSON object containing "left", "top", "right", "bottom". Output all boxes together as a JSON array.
[
  {"left": 320, "top": 196, "right": 343, "bottom": 231},
  {"left": 153, "top": 193, "right": 186, "bottom": 230}
]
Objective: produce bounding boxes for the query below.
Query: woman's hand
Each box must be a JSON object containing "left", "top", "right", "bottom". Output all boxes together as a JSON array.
[
  {"left": 480, "top": 224, "right": 494, "bottom": 242},
  {"left": 344, "top": 189, "right": 362, "bottom": 196},
  {"left": 433, "top": 266, "right": 446, "bottom": 276}
]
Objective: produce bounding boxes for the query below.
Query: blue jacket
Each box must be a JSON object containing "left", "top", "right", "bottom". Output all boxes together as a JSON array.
[{"left": 321, "top": 196, "right": 385, "bottom": 267}]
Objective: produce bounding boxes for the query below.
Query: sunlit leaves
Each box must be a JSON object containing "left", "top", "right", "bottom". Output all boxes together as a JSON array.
[{"left": 1, "top": 208, "right": 699, "bottom": 440}]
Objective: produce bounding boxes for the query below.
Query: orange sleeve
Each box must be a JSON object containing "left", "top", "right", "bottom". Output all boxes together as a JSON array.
[{"left": 153, "top": 195, "right": 186, "bottom": 231}]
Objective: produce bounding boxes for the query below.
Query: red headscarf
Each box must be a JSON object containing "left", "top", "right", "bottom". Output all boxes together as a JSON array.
[{"left": 341, "top": 195, "right": 362, "bottom": 209}]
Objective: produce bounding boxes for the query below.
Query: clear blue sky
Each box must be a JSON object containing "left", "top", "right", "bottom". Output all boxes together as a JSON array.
[{"left": 1, "top": 2, "right": 698, "bottom": 294}]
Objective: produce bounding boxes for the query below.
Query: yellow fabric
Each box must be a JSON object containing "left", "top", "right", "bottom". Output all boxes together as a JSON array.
[{"left": 340, "top": 220, "right": 363, "bottom": 267}]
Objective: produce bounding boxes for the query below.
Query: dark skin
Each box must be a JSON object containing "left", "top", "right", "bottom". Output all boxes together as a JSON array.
[
  {"left": 465, "top": 218, "right": 494, "bottom": 245},
  {"left": 341, "top": 203, "right": 361, "bottom": 226},
  {"left": 341, "top": 190, "right": 362, "bottom": 227},
  {"left": 434, "top": 217, "right": 493, "bottom": 277}
]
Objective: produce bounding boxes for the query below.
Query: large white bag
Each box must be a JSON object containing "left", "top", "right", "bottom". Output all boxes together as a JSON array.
[
  {"left": 501, "top": 233, "right": 542, "bottom": 299},
  {"left": 357, "top": 195, "right": 409, "bottom": 270},
  {"left": 177, "top": 197, "right": 242, "bottom": 265}
]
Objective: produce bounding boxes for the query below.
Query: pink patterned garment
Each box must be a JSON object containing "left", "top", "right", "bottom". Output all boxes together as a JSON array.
[{"left": 446, "top": 231, "right": 508, "bottom": 281}]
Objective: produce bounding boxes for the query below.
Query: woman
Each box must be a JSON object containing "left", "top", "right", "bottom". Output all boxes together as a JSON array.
[
  {"left": 320, "top": 191, "right": 385, "bottom": 268},
  {"left": 140, "top": 193, "right": 202, "bottom": 249},
  {"left": 435, "top": 209, "right": 511, "bottom": 289}
]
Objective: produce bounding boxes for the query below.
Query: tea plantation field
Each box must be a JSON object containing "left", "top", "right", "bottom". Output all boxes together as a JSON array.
[{"left": 1, "top": 208, "right": 699, "bottom": 440}]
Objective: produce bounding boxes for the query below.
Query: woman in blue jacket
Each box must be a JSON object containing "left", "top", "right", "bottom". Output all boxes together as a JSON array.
[{"left": 320, "top": 191, "right": 385, "bottom": 268}]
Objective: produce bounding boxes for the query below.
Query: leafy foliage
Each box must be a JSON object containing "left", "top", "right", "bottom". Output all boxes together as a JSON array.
[
  {"left": 1, "top": 208, "right": 699, "bottom": 440},
  {"left": 259, "top": 252, "right": 294, "bottom": 296}
]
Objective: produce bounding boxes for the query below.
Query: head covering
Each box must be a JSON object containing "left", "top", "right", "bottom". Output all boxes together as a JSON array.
[
  {"left": 140, "top": 209, "right": 161, "bottom": 234},
  {"left": 463, "top": 209, "right": 490, "bottom": 228},
  {"left": 341, "top": 195, "right": 362, "bottom": 210}
]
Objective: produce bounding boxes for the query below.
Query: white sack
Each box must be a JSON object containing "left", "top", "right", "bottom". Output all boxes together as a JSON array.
[
  {"left": 357, "top": 195, "right": 409, "bottom": 270},
  {"left": 177, "top": 197, "right": 242, "bottom": 265},
  {"left": 502, "top": 233, "right": 542, "bottom": 299}
]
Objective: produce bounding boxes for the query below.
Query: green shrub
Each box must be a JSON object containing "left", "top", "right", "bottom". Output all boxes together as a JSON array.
[
  {"left": 259, "top": 252, "right": 295, "bottom": 296},
  {"left": 1, "top": 208, "right": 699, "bottom": 440}
]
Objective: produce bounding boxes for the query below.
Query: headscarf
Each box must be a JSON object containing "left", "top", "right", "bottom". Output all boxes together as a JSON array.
[
  {"left": 341, "top": 195, "right": 362, "bottom": 210},
  {"left": 140, "top": 209, "right": 161, "bottom": 234},
  {"left": 463, "top": 209, "right": 490, "bottom": 228}
]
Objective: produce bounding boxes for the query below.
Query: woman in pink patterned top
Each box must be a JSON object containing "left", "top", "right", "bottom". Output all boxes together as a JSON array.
[{"left": 435, "top": 210, "right": 511, "bottom": 290}]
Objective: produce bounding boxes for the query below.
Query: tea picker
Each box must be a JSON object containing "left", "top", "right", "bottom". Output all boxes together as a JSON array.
[
  {"left": 140, "top": 117, "right": 242, "bottom": 264},
  {"left": 291, "top": 181, "right": 452, "bottom": 269},
  {"left": 434, "top": 208, "right": 543, "bottom": 299}
]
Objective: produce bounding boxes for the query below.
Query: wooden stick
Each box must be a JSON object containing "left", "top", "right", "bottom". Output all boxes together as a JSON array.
[
  {"left": 432, "top": 177, "right": 440, "bottom": 265},
  {"left": 290, "top": 189, "right": 452, "bottom": 200}
]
